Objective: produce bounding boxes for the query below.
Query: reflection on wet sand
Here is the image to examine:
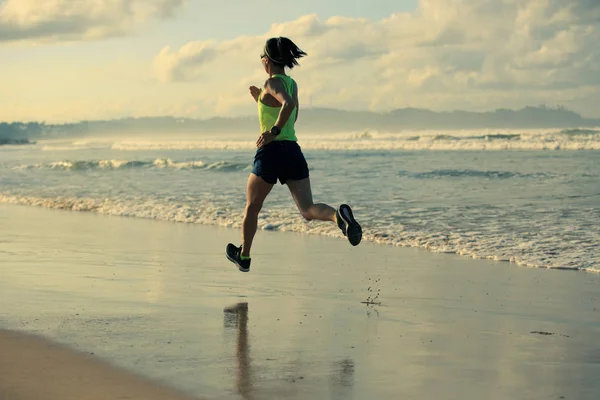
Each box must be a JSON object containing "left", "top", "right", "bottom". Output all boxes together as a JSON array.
[
  {"left": 224, "top": 302, "right": 356, "bottom": 399},
  {"left": 330, "top": 358, "right": 355, "bottom": 400},
  {"left": 224, "top": 302, "right": 253, "bottom": 399}
]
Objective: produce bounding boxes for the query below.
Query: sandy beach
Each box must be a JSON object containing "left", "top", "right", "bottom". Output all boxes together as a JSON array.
[
  {"left": 0, "top": 329, "right": 199, "bottom": 400},
  {"left": 1, "top": 203, "right": 599, "bottom": 400}
]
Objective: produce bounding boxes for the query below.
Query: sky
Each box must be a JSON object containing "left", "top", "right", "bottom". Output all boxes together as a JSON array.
[{"left": 1, "top": 0, "right": 599, "bottom": 123}]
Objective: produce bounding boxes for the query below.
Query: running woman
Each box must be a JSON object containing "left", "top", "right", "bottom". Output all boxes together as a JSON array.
[{"left": 226, "top": 37, "right": 362, "bottom": 272}]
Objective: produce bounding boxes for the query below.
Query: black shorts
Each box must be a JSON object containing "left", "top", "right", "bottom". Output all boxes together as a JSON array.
[{"left": 252, "top": 140, "right": 309, "bottom": 185}]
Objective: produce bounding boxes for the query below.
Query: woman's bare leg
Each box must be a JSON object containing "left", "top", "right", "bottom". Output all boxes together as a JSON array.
[
  {"left": 286, "top": 177, "right": 336, "bottom": 222},
  {"left": 242, "top": 173, "right": 273, "bottom": 256}
]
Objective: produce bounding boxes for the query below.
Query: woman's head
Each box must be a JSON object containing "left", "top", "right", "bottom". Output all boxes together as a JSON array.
[{"left": 261, "top": 37, "right": 306, "bottom": 72}]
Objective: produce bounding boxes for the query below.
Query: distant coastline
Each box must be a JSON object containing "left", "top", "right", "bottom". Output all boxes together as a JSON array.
[{"left": 2, "top": 105, "right": 600, "bottom": 140}]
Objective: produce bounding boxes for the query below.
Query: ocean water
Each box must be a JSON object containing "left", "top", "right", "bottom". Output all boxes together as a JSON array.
[{"left": 1, "top": 128, "right": 599, "bottom": 273}]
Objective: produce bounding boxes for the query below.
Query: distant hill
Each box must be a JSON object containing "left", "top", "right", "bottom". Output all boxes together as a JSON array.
[
  {"left": 300, "top": 106, "right": 600, "bottom": 130},
  {"left": 2, "top": 106, "right": 599, "bottom": 141}
]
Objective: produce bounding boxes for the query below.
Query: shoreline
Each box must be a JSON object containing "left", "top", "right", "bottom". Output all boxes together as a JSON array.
[{"left": 0, "top": 201, "right": 597, "bottom": 275}]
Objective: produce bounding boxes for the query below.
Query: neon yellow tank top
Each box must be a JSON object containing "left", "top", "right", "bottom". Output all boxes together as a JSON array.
[{"left": 258, "top": 74, "right": 297, "bottom": 142}]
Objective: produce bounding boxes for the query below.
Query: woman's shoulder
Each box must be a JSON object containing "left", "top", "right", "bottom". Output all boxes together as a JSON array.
[
  {"left": 266, "top": 74, "right": 296, "bottom": 82},
  {"left": 265, "top": 75, "right": 298, "bottom": 89}
]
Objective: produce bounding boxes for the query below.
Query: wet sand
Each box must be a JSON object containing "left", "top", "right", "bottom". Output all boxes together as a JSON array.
[{"left": 1, "top": 204, "right": 599, "bottom": 399}]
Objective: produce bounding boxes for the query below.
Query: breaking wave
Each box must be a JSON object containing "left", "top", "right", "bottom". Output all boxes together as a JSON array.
[
  {"left": 31, "top": 127, "right": 600, "bottom": 152},
  {"left": 14, "top": 158, "right": 251, "bottom": 171},
  {"left": 107, "top": 128, "right": 600, "bottom": 151},
  {"left": 399, "top": 169, "right": 557, "bottom": 179}
]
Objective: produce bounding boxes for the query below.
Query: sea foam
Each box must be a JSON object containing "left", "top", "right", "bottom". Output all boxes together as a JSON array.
[{"left": 1, "top": 193, "right": 597, "bottom": 274}]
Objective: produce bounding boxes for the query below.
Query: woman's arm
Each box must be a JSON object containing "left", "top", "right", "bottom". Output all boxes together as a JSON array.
[{"left": 294, "top": 81, "right": 299, "bottom": 122}]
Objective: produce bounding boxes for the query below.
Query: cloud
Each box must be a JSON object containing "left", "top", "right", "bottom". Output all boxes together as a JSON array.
[
  {"left": 152, "top": 0, "right": 600, "bottom": 117},
  {"left": 0, "top": 0, "right": 184, "bottom": 43}
]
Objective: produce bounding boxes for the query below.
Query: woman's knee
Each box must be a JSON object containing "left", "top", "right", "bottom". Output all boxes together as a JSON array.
[
  {"left": 245, "top": 200, "right": 263, "bottom": 215},
  {"left": 299, "top": 206, "right": 313, "bottom": 221}
]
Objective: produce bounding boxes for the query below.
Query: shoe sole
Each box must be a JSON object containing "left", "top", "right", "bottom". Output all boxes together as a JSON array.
[
  {"left": 339, "top": 204, "right": 362, "bottom": 246},
  {"left": 226, "top": 245, "right": 250, "bottom": 272}
]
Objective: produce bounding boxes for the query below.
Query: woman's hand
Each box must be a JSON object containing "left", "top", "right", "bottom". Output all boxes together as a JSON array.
[
  {"left": 249, "top": 86, "right": 261, "bottom": 103},
  {"left": 256, "top": 131, "right": 275, "bottom": 148}
]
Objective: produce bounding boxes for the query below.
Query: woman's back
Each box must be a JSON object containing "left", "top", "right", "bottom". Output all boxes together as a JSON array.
[{"left": 258, "top": 74, "right": 298, "bottom": 142}]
